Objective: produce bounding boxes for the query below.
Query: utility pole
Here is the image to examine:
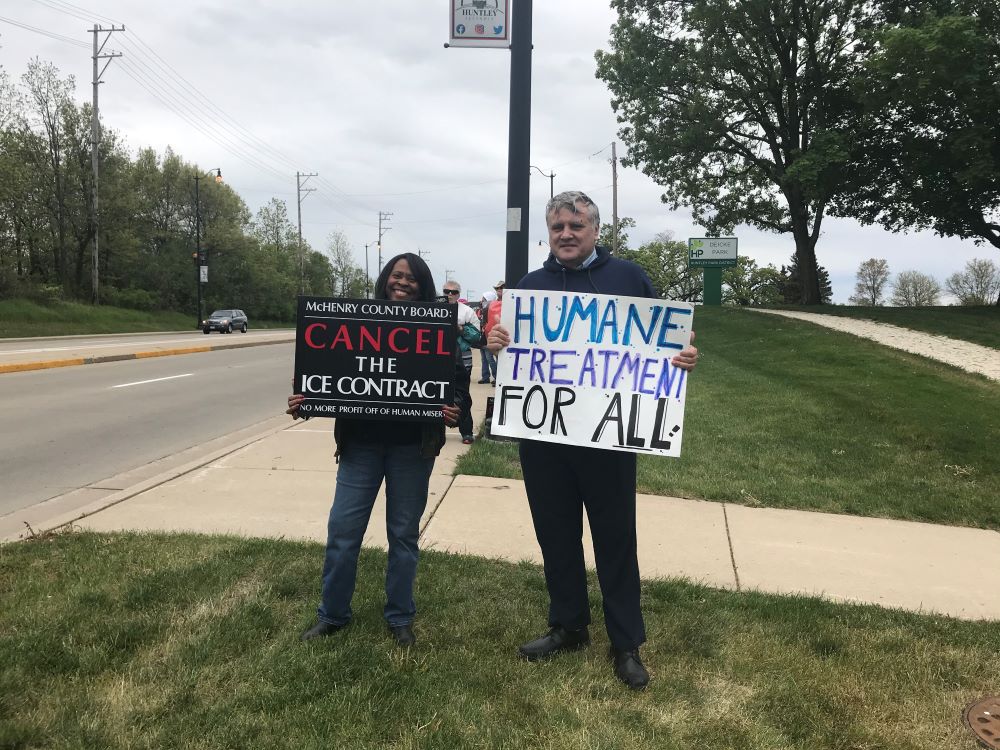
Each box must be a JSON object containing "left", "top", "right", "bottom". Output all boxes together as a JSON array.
[
  {"left": 378, "top": 211, "right": 392, "bottom": 270},
  {"left": 611, "top": 141, "right": 619, "bottom": 255},
  {"left": 504, "top": 0, "right": 533, "bottom": 287},
  {"left": 296, "top": 171, "right": 317, "bottom": 294},
  {"left": 530, "top": 165, "right": 554, "bottom": 199},
  {"left": 90, "top": 24, "right": 123, "bottom": 304},
  {"left": 445, "top": 268, "right": 455, "bottom": 281},
  {"left": 417, "top": 248, "right": 430, "bottom": 260}
]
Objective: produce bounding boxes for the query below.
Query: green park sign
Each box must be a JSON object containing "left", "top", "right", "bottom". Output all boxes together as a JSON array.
[{"left": 688, "top": 237, "right": 738, "bottom": 268}]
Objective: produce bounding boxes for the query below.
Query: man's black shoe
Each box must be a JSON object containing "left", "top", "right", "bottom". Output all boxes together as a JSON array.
[
  {"left": 477, "top": 379, "right": 490, "bottom": 384},
  {"left": 611, "top": 647, "right": 650, "bottom": 690},
  {"left": 389, "top": 624, "right": 416, "bottom": 647},
  {"left": 518, "top": 626, "right": 590, "bottom": 661},
  {"left": 300, "top": 620, "right": 346, "bottom": 641}
]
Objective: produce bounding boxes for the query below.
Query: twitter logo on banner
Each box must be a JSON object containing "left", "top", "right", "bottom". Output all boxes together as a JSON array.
[{"left": 494, "top": 25, "right": 503, "bottom": 34}]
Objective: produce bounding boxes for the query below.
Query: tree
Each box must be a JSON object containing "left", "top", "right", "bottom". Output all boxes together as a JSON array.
[
  {"left": 618, "top": 231, "right": 702, "bottom": 301},
  {"left": 722, "top": 257, "right": 783, "bottom": 306},
  {"left": 595, "top": 0, "right": 872, "bottom": 304},
  {"left": 326, "top": 230, "right": 366, "bottom": 297},
  {"left": 849, "top": 258, "right": 891, "bottom": 306},
  {"left": 778, "top": 253, "right": 832, "bottom": 304},
  {"left": 599, "top": 216, "right": 636, "bottom": 253},
  {"left": 945, "top": 258, "right": 1000, "bottom": 305},
  {"left": 891, "top": 270, "right": 941, "bottom": 306},
  {"left": 835, "top": 7, "right": 1000, "bottom": 249}
]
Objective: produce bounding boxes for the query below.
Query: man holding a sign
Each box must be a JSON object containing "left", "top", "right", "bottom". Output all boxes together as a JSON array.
[{"left": 488, "top": 192, "right": 698, "bottom": 690}]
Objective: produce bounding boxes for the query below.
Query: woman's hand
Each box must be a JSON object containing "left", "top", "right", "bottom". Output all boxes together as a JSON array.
[
  {"left": 670, "top": 331, "right": 699, "bottom": 371},
  {"left": 442, "top": 403, "right": 461, "bottom": 427},
  {"left": 487, "top": 324, "right": 510, "bottom": 354},
  {"left": 286, "top": 393, "right": 307, "bottom": 419}
]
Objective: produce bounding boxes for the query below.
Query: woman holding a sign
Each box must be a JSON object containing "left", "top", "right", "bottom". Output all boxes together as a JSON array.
[{"left": 287, "top": 253, "right": 460, "bottom": 648}]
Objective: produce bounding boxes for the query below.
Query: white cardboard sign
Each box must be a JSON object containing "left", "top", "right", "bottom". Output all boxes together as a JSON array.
[{"left": 491, "top": 290, "right": 694, "bottom": 457}]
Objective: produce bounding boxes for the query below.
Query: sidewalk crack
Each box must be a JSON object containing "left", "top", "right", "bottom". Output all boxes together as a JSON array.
[
  {"left": 722, "top": 503, "right": 741, "bottom": 591},
  {"left": 419, "top": 475, "right": 456, "bottom": 541}
]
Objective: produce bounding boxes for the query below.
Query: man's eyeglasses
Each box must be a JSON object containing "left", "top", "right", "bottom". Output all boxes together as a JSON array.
[{"left": 443, "top": 289, "right": 460, "bottom": 295}]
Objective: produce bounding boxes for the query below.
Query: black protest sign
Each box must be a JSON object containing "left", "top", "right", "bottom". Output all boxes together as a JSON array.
[{"left": 294, "top": 296, "right": 457, "bottom": 421}]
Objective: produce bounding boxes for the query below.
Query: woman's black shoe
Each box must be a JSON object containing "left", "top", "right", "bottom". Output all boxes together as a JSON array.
[
  {"left": 518, "top": 626, "right": 590, "bottom": 661},
  {"left": 389, "top": 624, "right": 416, "bottom": 646},
  {"left": 300, "top": 620, "right": 346, "bottom": 641}
]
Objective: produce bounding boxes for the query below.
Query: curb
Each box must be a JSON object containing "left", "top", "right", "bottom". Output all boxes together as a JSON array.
[
  {"left": 3, "top": 415, "right": 294, "bottom": 543},
  {"left": 0, "top": 336, "right": 293, "bottom": 375}
]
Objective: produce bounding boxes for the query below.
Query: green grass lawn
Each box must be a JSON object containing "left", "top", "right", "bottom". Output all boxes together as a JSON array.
[
  {"left": 0, "top": 299, "right": 291, "bottom": 338},
  {"left": 459, "top": 307, "right": 1000, "bottom": 530},
  {"left": 1, "top": 532, "right": 996, "bottom": 750},
  {"left": 770, "top": 304, "right": 1000, "bottom": 350}
]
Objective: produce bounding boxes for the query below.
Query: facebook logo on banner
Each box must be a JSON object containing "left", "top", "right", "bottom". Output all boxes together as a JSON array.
[{"left": 456, "top": 24, "right": 466, "bottom": 34}]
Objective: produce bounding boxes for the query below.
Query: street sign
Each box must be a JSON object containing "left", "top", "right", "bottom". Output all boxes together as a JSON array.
[
  {"left": 448, "top": 0, "right": 510, "bottom": 48},
  {"left": 199, "top": 265, "right": 208, "bottom": 283},
  {"left": 688, "top": 237, "right": 738, "bottom": 268}
]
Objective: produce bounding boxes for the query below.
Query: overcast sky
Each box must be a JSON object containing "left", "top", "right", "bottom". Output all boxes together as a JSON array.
[{"left": 2, "top": 0, "right": 993, "bottom": 303}]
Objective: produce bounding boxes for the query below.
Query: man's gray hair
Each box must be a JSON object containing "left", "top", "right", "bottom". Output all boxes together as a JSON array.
[
  {"left": 444, "top": 279, "right": 461, "bottom": 291},
  {"left": 545, "top": 190, "right": 600, "bottom": 229}
]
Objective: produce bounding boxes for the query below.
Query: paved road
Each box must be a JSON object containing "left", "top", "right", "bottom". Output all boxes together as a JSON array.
[
  {"left": 0, "top": 343, "right": 295, "bottom": 518},
  {"left": 0, "top": 329, "right": 294, "bottom": 370}
]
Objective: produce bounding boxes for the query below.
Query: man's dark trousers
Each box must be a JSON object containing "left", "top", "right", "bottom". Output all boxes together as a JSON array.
[{"left": 518, "top": 439, "right": 645, "bottom": 651}]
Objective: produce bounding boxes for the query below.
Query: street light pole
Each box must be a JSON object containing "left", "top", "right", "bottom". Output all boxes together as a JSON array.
[
  {"left": 193, "top": 168, "right": 222, "bottom": 328},
  {"left": 530, "top": 165, "right": 554, "bottom": 199}
]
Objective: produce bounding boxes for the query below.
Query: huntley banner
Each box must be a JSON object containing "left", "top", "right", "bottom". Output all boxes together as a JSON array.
[
  {"left": 294, "top": 296, "right": 457, "bottom": 422},
  {"left": 448, "top": 0, "right": 510, "bottom": 48},
  {"left": 491, "top": 290, "right": 694, "bottom": 457}
]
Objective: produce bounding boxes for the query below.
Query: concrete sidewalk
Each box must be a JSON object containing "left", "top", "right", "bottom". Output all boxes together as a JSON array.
[
  {"left": 5, "top": 333, "right": 998, "bottom": 622},
  {"left": 14, "top": 378, "right": 995, "bottom": 623}
]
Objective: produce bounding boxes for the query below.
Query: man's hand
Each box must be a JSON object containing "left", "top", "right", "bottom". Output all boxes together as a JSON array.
[
  {"left": 487, "top": 324, "right": 509, "bottom": 354},
  {"left": 671, "top": 331, "right": 699, "bottom": 371}
]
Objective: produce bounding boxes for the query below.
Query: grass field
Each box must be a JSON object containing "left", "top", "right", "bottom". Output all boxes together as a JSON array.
[
  {"left": 1, "top": 532, "right": 996, "bottom": 750},
  {"left": 771, "top": 304, "right": 1000, "bottom": 349},
  {"left": 0, "top": 299, "right": 290, "bottom": 338},
  {"left": 458, "top": 307, "right": 1000, "bottom": 530}
]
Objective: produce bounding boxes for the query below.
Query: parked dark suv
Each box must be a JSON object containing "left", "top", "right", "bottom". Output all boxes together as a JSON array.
[{"left": 202, "top": 309, "right": 248, "bottom": 334}]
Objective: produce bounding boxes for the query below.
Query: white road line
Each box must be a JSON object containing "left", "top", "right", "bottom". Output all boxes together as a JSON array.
[{"left": 112, "top": 373, "right": 194, "bottom": 389}]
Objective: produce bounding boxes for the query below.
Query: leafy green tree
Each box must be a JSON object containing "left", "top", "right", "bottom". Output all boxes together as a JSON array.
[
  {"left": 723, "top": 257, "right": 783, "bottom": 306},
  {"left": 778, "top": 253, "right": 833, "bottom": 304},
  {"left": 599, "top": 216, "right": 636, "bottom": 253},
  {"left": 849, "top": 258, "right": 891, "bottom": 306},
  {"left": 618, "top": 231, "right": 702, "bottom": 301},
  {"left": 890, "top": 270, "right": 941, "bottom": 307},
  {"left": 835, "top": 8, "right": 1000, "bottom": 250},
  {"left": 596, "top": 0, "right": 870, "bottom": 304}
]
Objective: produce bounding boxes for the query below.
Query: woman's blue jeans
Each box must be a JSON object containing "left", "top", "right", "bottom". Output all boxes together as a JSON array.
[{"left": 317, "top": 441, "right": 435, "bottom": 627}]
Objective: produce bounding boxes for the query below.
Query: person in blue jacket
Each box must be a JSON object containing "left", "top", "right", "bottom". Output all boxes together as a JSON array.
[{"left": 487, "top": 191, "right": 699, "bottom": 690}]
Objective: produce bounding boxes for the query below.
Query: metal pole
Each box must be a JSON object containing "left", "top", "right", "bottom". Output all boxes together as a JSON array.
[
  {"left": 504, "top": 0, "right": 533, "bottom": 287},
  {"left": 195, "top": 175, "right": 202, "bottom": 327}
]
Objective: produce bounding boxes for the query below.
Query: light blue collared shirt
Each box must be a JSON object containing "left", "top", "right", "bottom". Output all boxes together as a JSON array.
[{"left": 554, "top": 246, "right": 598, "bottom": 270}]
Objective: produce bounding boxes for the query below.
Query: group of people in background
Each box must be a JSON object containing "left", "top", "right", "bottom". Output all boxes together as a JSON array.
[{"left": 286, "top": 191, "right": 699, "bottom": 691}]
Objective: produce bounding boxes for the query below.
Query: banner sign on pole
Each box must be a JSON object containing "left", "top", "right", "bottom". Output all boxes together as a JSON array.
[
  {"left": 448, "top": 0, "right": 510, "bottom": 48},
  {"left": 199, "top": 265, "right": 208, "bottom": 283},
  {"left": 293, "top": 296, "right": 457, "bottom": 422},
  {"left": 491, "top": 290, "right": 694, "bottom": 457}
]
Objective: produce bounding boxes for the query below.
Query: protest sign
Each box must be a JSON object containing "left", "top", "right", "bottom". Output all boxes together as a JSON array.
[
  {"left": 491, "top": 290, "right": 694, "bottom": 457},
  {"left": 293, "top": 296, "right": 457, "bottom": 422}
]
